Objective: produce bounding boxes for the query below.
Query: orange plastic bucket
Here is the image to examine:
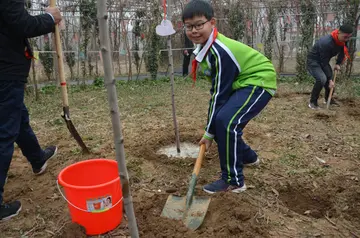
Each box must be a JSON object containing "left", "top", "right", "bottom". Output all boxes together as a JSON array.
[{"left": 57, "top": 159, "right": 123, "bottom": 235}]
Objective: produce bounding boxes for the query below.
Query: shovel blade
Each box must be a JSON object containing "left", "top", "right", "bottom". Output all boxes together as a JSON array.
[
  {"left": 161, "top": 194, "right": 186, "bottom": 220},
  {"left": 183, "top": 196, "right": 211, "bottom": 230},
  {"left": 161, "top": 194, "right": 211, "bottom": 230},
  {"left": 62, "top": 115, "right": 90, "bottom": 154}
]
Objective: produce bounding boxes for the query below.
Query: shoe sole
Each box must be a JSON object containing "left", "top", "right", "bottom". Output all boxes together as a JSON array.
[
  {"left": 231, "top": 185, "right": 247, "bottom": 193},
  {"left": 244, "top": 158, "right": 260, "bottom": 167},
  {"left": 34, "top": 147, "right": 58, "bottom": 176},
  {"left": 203, "top": 185, "right": 247, "bottom": 194},
  {"left": 0, "top": 205, "right": 22, "bottom": 221},
  {"left": 203, "top": 188, "right": 217, "bottom": 194}
]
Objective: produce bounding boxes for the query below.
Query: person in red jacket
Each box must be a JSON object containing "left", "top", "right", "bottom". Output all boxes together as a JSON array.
[{"left": 0, "top": 0, "right": 62, "bottom": 220}]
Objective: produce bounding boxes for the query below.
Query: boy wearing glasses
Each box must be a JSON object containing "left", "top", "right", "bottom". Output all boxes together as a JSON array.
[
  {"left": 307, "top": 24, "right": 353, "bottom": 109},
  {"left": 183, "top": 0, "right": 277, "bottom": 194}
]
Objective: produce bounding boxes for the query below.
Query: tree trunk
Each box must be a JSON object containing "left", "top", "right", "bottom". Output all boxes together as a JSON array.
[
  {"left": 296, "top": 0, "right": 315, "bottom": 81},
  {"left": 114, "top": 11, "right": 122, "bottom": 76},
  {"left": 70, "top": 67, "right": 74, "bottom": 82},
  {"left": 120, "top": 17, "right": 128, "bottom": 78},
  {"left": 52, "top": 34, "right": 60, "bottom": 85},
  {"left": 136, "top": 32, "right": 151, "bottom": 80},
  {"left": 121, "top": 20, "right": 132, "bottom": 80},
  {"left": 97, "top": 2, "right": 139, "bottom": 237},
  {"left": 345, "top": 6, "right": 360, "bottom": 78},
  {"left": 279, "top": 21, "right": 288, "bottom": 73},
  {"left": 77, "top": 18, "right": 82, "bottom": 85},
  {"left": 167, "top": 35, "right": 181, "bottom": 153}
]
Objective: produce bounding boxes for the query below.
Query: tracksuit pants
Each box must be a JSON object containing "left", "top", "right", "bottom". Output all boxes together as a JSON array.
[{"left": 214, "top": 86, "right": 272, "bottom": 186}]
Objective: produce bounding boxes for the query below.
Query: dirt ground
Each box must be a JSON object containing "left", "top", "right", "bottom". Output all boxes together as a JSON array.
[{"left": 1, "top": 78, "right": 360, "bottom": 238}]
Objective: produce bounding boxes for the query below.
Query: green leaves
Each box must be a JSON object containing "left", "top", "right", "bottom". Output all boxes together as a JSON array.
[
  {"left": 264, "top": 6, "right": 276, "bottom": 60},
  {"left": 144, "top": 0, "right": 162, "bottom": 80},
  {"left": 296, "top": 0, "right": 316, "bottom": 81},
  {"left": 228, "top": 2, "right": 245, "bottom": 41},
  {"left": 39, "top": 38, "right": 54, "bottom": 81}
]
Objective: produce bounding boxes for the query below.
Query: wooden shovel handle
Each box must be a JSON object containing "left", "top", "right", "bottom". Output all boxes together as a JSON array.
[
  {"left": 326, "top": 70, "right": 337, "bottom": 109},
  {"left": 193, "top": 144, "right": 206, "bottom": 176},
  {"left": 50, "top": 0, "right": 69, "bottom": 107}
]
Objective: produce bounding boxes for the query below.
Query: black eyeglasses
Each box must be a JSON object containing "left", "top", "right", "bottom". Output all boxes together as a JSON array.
[{"left": 184, "top": 20, "right": 210, "bottom": 31}]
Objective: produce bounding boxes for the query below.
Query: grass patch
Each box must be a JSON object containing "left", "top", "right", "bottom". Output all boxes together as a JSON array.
[{"left": 279, "top": 153, "right": 303, "bottom": 168}]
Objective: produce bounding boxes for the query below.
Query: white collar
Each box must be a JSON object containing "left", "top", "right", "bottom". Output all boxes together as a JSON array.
[{"left": 193, "top": 28, "right": 216, "bottom": 62}]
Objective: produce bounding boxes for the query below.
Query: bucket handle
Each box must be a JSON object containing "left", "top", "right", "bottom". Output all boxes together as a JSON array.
[{"left": 56, "top": 180, "right": 123, "bottom": 213}]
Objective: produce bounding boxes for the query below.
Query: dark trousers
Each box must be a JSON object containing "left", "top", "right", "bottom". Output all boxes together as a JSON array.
[
  {"left": 0, "top": 80, "right": 44, "bottom": 204},
  {"left": 308, "top": 62, "right": 333, "bottom": 103},
  {"left": 214, "top": 86, "right": 272, "bottom": 186},
  {"left": 182, "top": 50, "right": 193, "bottom": 76}
]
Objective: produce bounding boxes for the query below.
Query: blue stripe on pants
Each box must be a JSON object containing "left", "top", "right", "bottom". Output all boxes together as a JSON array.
[
  {"left": 214, "top": 86, "right": 272, "bottom": 186},
  {"left": 0, "top": 80, "right": 44, "bottom": 205}
]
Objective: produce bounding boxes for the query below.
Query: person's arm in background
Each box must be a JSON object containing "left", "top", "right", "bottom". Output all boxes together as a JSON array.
[{"left": 0, "top": 0, "right": 62, "bottom": 38}]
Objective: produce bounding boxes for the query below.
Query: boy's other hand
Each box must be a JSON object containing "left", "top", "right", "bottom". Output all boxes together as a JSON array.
[
  {"left": 45, "top": 7, "right": 62, "bottom": 24},
  {"left": 199, "top": 138, "right": 212, "bottom": 151},
  {"left": 334, "top": 64, "right": 341, "bottom": 71},
  {"left": 329, "top": 80, "right": 335, "bottom": 88}
]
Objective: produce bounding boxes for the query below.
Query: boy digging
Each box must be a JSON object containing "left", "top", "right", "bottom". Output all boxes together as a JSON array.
[{"left": 182, "top": 0, "right": 277, "bottom": 194}]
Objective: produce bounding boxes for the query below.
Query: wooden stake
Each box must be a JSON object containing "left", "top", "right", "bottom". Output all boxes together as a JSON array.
[{"left": 166, "top": 0, "right": 181, "bottom": 153}]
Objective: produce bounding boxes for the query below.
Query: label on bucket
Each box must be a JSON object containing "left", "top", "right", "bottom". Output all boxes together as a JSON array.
[{"left": 86, "top": 195, "right": 112, "bottom": 213}]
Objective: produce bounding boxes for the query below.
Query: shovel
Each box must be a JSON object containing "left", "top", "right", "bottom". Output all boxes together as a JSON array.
[
  {"left": 161, "top": 144, "right": 211, "bottom": 230},
  {"left": 50, "top": 0, "right": 90, "bottom": 154},
  {"left": 326, "top": 70, "right": 338, "bottom": 109}
]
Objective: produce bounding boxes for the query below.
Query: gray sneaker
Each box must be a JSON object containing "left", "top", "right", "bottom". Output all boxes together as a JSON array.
[{"left": 308, "top": 102, "right": 320, "bottom": 110}]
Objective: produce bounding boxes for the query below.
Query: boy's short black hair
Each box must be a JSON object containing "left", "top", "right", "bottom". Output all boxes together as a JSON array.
[
  {"left": 182, "top": 0, "right": 214, "bottom": 22},
  {"left": 339, "top": 24, "right": 354, "bottom": 34}
]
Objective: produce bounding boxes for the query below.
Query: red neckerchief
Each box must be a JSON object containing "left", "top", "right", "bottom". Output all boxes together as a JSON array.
[
  {"left": 191, "top": 28, "right": 218, "bottom": 87},
  {"left": 25, "top": 47, "right": 34, "bottom": 60},
  {"left": 331, "top": 29, "right": 350, "bottom": 63}
]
